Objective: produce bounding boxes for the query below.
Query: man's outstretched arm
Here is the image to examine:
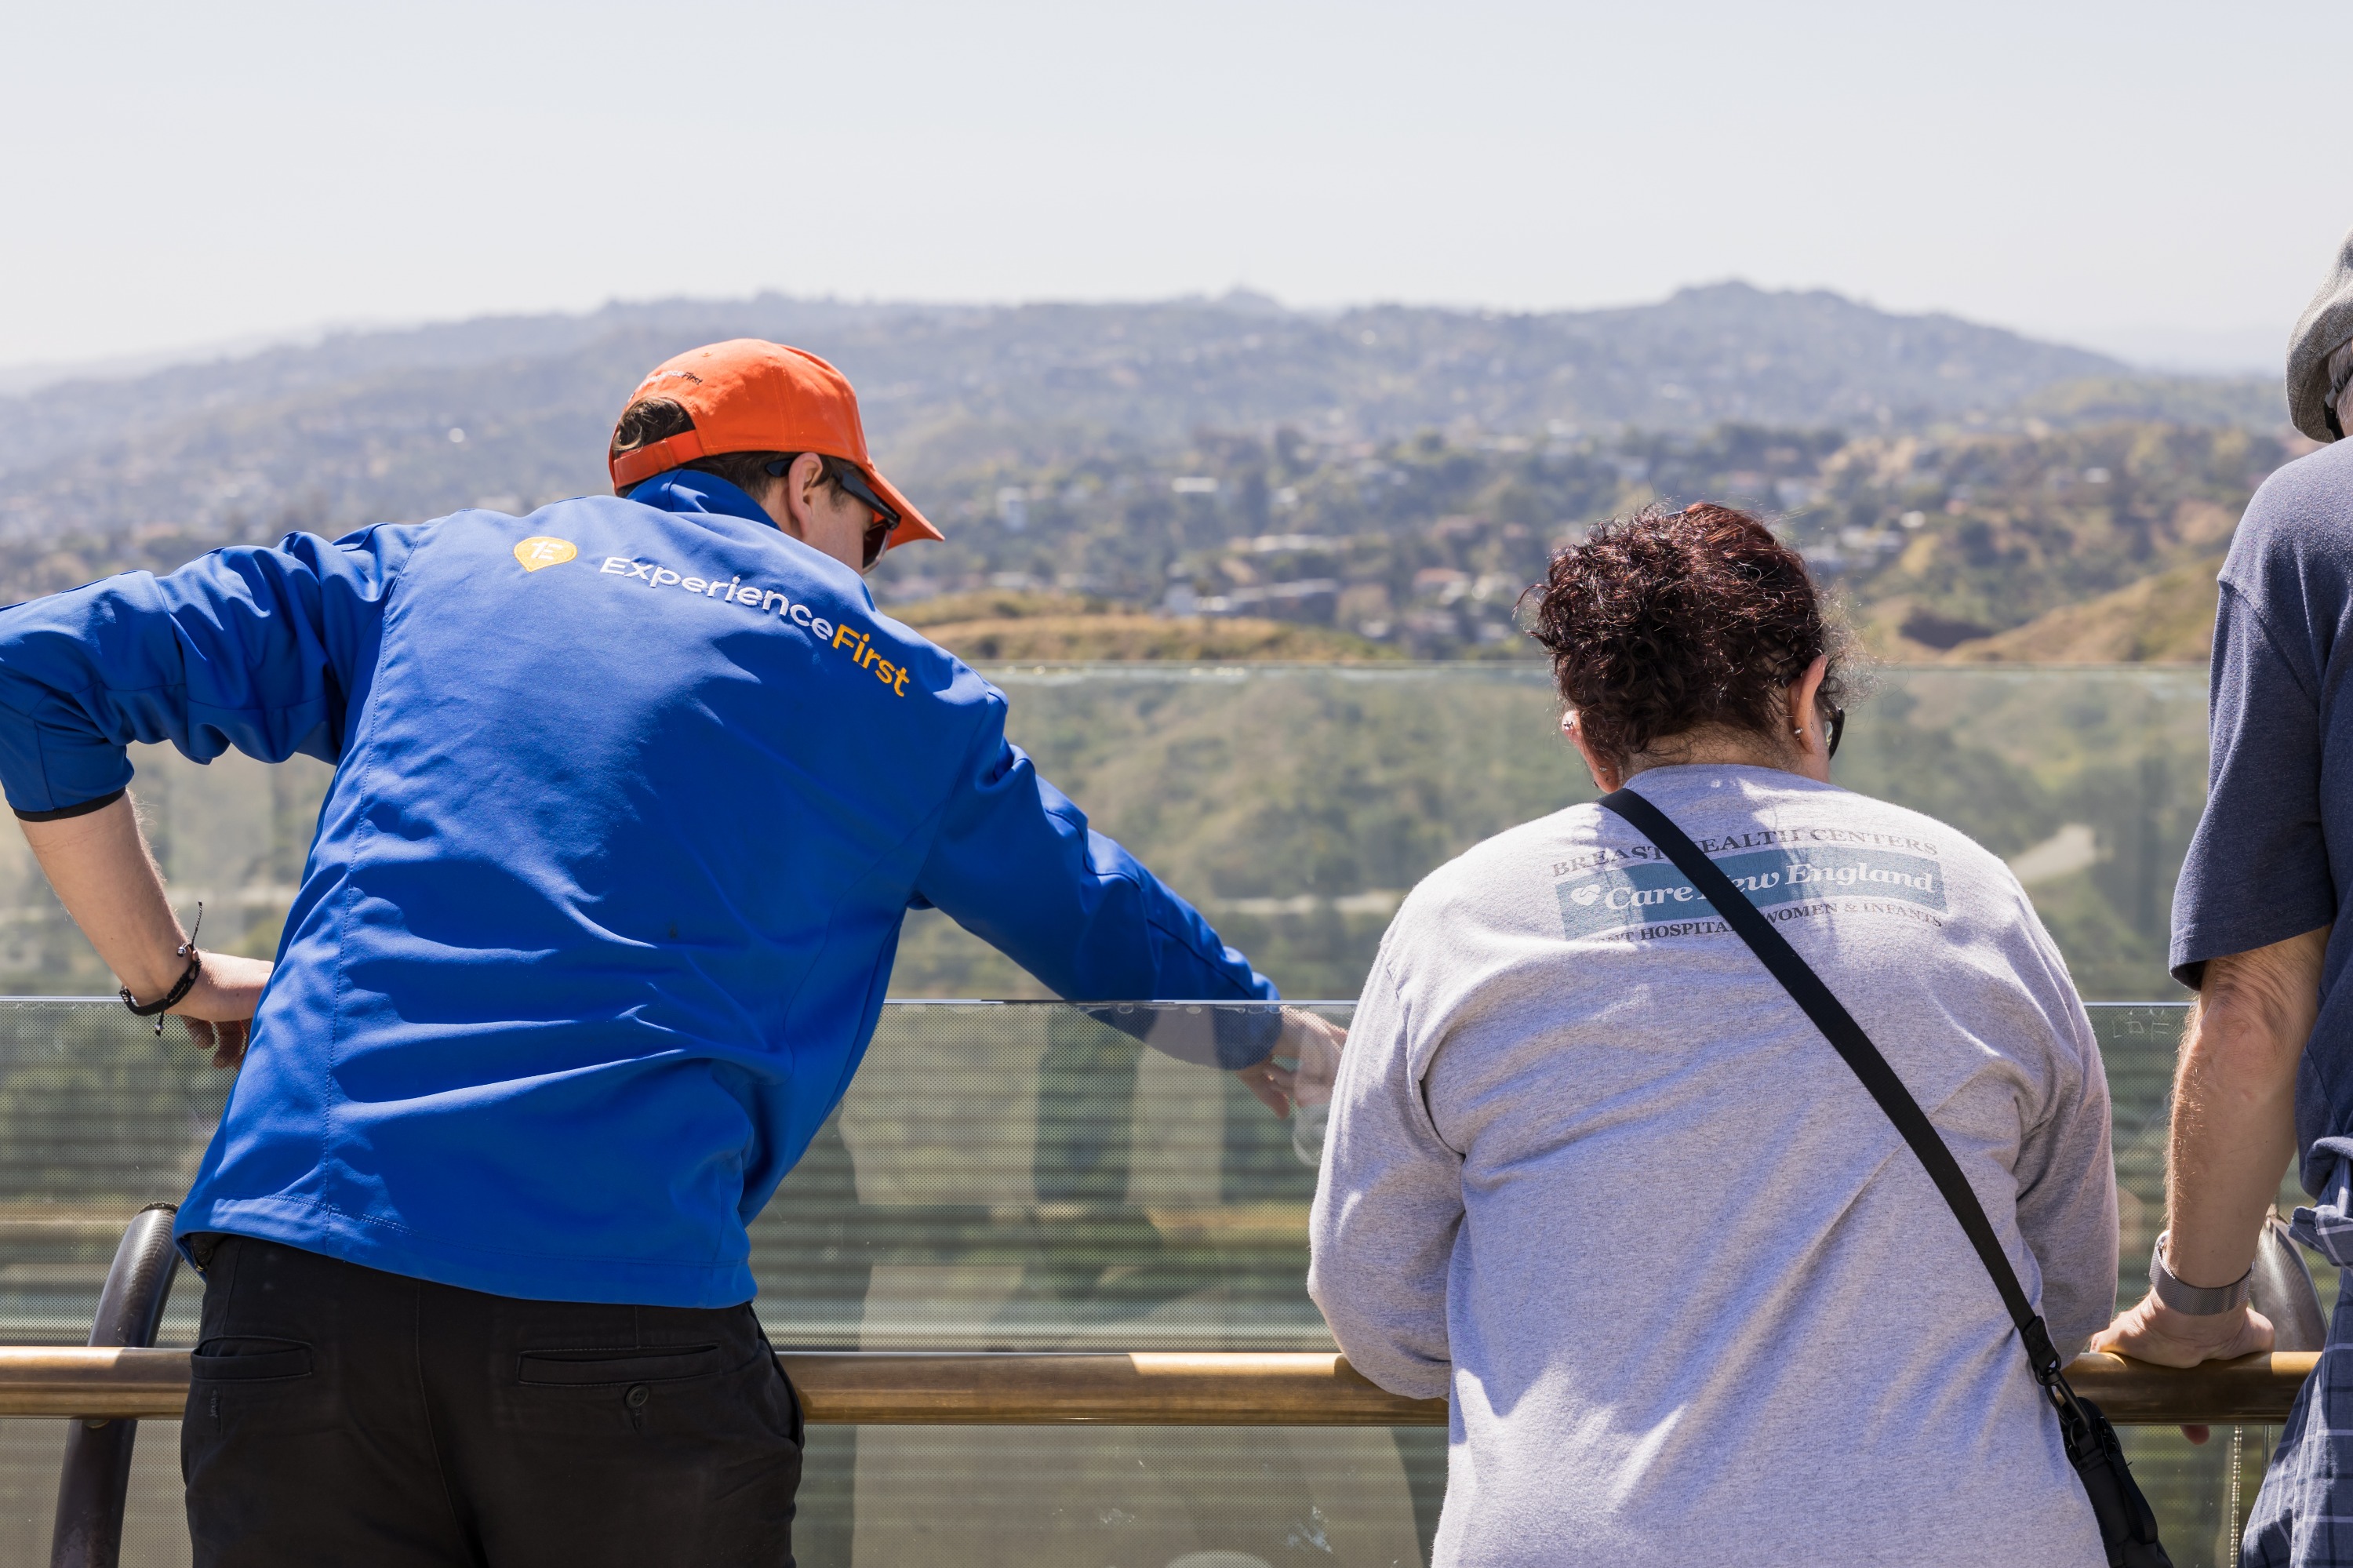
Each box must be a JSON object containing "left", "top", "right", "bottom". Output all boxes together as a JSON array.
[
  {"left": 913, "top": 710, "right": 1341, "bottom": 1115},
  {"left": 20, "top": 794, "right": 272, "bottom": 1065},
  {"left": 2093, "top": 926, "right": 2326, "bottom": 1368}
]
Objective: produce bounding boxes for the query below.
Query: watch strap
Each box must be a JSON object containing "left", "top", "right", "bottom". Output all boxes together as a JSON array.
[{"left": 2148, "top": 1230, "right": 2253, "bottom": 1316}]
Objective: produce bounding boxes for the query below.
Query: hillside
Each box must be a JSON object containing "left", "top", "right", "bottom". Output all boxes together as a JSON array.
[
  {"left": 0, "top": 282, "right": 2278, "bottom": 551},
  {"left": 889, "top": 592, "right": 1397, "bottom": 662},
  {"left": 0, "top": 417, "right": 2282, "bottom": 663},
  {"left": 918, "top": 615, "right": 1393, "bottom": 663},
  {"left": 1799, "top": 425, "right": 2265, "bottom": 657},
  {"left": 861, "top": 420, "right": 2278, "bottom": 660},
  {"left": 1947, "top": 556, "right": 2221, "bottom": 664},
  {"left": 0, "top": 283, "right": 2292, "bottom": 661}
]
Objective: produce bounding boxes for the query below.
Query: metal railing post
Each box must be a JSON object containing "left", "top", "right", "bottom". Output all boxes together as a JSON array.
[{"left": 49, "top": 1205, "right": 181, "bottom": 1568}]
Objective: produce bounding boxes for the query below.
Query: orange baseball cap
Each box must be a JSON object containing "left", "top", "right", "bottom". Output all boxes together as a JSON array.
[{"left": 609, "top": 340, "right": 943, "bottom": 551}]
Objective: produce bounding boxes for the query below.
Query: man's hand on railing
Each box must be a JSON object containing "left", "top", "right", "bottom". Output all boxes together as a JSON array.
[
  {"left": 1235, "top": 1009, "right": 1347, "bottom": 1118},
  {"left": 2093, "top": 1291, "right": 2276, "bottom": 1366},
  {"left": 173, "top": 953, "right": 273, "bottom": 1069},
  {"left": 19, "top": 792, "right": 273, "bottom": 1070},
  {"left": 2090, "top": 1293, "right": 2275, "bottom": 1444}
]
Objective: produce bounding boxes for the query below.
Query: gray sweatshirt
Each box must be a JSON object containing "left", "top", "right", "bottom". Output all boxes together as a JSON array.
[{"left": 1308, "top": 765, "right": 2117, "bottom": 1568}]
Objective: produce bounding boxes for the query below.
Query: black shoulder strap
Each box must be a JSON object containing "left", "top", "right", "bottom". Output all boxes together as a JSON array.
[{"left": 1596, "top": 787, "right": 2066, "bottom": 1384}]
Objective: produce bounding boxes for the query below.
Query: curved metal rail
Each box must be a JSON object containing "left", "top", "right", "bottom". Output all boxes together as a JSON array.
[
  {"left": 0, "top": 1344, "right": 2319, "bottom": 1428},
  {"left": 48, "top": 1205, "right": 181, "bottom": 1568}
]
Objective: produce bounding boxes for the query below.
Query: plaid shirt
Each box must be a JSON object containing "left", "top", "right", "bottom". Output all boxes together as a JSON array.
[{"left": 2246, "top": 1159, "right": 2353, "bottom": 1566}]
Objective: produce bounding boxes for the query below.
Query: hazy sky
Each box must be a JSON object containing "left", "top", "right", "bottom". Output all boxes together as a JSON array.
[{"left": 9, "top": 0, "right": 2353, "bottom": 373}]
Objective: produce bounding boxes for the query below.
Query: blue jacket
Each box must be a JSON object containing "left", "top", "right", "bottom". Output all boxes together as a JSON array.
[{"left": 0, "top": 471, "right": 1276, "bottom": 1305}]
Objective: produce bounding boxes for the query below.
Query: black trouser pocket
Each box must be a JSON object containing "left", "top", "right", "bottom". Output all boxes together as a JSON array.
[
  {"left": 187, "top": 1330, "right": 342, "bottom": 1441},
  {"left": 517, "top": 1344, "right": 723, "bottom": 1387},
  {"left": 193, "top": 1337, "right": 314, "bottom": 1383},
  {"left": 500, "top": 1341, "right": 791, "bottom": 1439}
]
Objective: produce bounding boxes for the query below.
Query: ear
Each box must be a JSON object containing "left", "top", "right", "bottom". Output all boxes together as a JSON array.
[
  {"left": 1562, "top": 710, "right": 1622, "bottom": 794},
  {"left": 1786, "top": 655, "right": 1831, "bottom": 777},
  {"left": 766, "top": 453, "right": 828, "bottom": 539}
]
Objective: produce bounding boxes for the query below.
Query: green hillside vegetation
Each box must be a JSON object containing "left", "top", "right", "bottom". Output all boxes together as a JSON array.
[
  {"left": 886, "top": 589, "right": 1114, "bottom": 628},
  {"left": 899, "top": 600, "right": 1384, "bottom": 654},
  {"left": 1948, "top": 555, "right": 2222, "bottom": 664},
  {"left": 0, "top": 666, "right": 2198, "bottom": 1004},
  {"left": 1806, "top": 424, "right": 2263, "bottom": 657},
  {"left": 890, "top": 592, "right": 1398, "bottom": 663},
  {"left": 2013, "top": 375, "right": 2283, "bottom": 429}
]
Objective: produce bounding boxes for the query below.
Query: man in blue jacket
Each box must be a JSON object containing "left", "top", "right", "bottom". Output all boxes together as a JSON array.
[{"left": 0, "top": 339, "right": 1336, "bottom": 1566}]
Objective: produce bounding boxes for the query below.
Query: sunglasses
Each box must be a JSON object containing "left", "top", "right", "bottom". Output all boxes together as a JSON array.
[
  {"left": 765, "top": 456, "right": 902, "bottom": 569},
  {"left": 1826, "top": 707, "right": 1846, "bottom": 760}
]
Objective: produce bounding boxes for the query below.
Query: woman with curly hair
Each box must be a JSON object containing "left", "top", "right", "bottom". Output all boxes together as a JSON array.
[{"left": 1307, "top": 503, "right": 2118, "bottom": 1566}]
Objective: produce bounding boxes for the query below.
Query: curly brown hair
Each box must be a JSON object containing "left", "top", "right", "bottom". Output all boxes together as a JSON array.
[{"left": 1524, "top": 502, "right": 1847, "bottom": 766}]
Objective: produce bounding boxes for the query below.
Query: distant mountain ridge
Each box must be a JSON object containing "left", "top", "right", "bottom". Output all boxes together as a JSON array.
[{"left": 0, "top": 282, "right": 2281, "bottom": 549}]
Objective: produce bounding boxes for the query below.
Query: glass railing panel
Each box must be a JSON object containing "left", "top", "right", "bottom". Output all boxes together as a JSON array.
[
  {"left": 757, "top": 1001, "right": 1340, "bottom": 1354},
  {"left": 1846, "top": 667, "right": 2211, "bottom": 1002},
  {"left": 0, "top": 1001, "right": 231, "bottom": 1349},
  {"left": 0, "top": 664, "right": 2216, "bottom": 1006},
  {"left": 0, "top": 998, "right": 2226, "bottom": 1342},
  {"left": 890, "top": 662, "right": 2213, "bottom": 1002},
  {"left": 0, "top": 995, "right": 2293, "bottom": 1565},
  {"left": 796, "top": 1425, "right": 1446, "bottom": 1568}
]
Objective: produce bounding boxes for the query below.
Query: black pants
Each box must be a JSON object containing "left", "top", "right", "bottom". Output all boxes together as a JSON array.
[{"left": 180, "top": 1236, "right": 802, "bottom": 1566}]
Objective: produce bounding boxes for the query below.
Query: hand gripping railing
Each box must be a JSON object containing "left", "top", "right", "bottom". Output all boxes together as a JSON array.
[{"left": 48, "top": 1204, "right": 180, "bottom": 1568}]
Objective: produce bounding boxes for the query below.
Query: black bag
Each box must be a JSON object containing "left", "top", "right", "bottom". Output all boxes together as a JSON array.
[{"left": 1598, "top": 787, "right": 2170, "bottom": 1568}]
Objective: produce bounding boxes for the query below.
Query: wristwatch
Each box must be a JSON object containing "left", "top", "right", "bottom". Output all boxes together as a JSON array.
[{"left": 2148, "top": 1231, "right": 2253, "bottom": 1316}]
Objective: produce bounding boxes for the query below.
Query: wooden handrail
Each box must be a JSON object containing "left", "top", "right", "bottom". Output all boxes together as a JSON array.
[{"left": 0, "top": 1347, "right": 2318, "bottom": 1426}]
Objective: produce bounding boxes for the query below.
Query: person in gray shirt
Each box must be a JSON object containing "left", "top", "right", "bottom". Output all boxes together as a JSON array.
[{"left": 1308, "top": 503, "right": 2118, "bottom": 1567}]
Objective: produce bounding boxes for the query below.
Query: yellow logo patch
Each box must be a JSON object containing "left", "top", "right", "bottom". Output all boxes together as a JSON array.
[{"left": 514, "top": 537, "right": 577, "bottom": 572}]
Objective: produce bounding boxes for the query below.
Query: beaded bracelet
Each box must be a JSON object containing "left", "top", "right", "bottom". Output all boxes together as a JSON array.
[{"left": 118, "top": 902, "right": 204, "bottom": 1038}]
